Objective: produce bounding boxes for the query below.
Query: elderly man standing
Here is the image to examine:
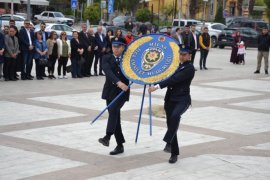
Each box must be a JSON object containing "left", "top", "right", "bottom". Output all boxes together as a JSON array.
[
  {"left": 94, "top": 26, "right": 107, "bottom": 76},
  {"left": 19, "top": 20, "right": 35, "bottom": 80}
]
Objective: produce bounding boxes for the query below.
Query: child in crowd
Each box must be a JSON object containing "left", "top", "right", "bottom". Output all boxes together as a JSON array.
[{"left": 237, "top": 41, "right": 246, "bottom": 65}]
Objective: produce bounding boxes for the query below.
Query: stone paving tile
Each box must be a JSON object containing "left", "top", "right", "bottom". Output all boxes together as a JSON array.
[
  {"left": 0, "top": 145, "right": 86, "bottom": 180},
  {"left": 3, "top": 121, "right": 223, "bottom": 158},
  {"left": 203, "top": 79, "right": 270, "bottom": 92},
  {"left": 29, "top": 92, "right": 164, "bottom": 111},
  {"left": 231, "top": 99, "right": 270, "bottom": 111},
  {"left": 181, "top": 106, "right": 270, "bottom": 135},
  {"left": 133, "top": 85, "right": 261, "bottom": 101},
  {"left": 89, "top": 154, "right": 270, "bottom": 180},
  {"left": 242, "top": 142, "right": 270, "bottom": 150},
  {"left": 0, "top": 101, "right": 85, "bottom": 126}
]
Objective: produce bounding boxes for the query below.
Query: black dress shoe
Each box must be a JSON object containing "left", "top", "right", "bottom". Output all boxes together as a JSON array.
[
  {"left": 110, "top": 146, "right": 124, "bottom": 155},
  {"left": 254, "top": 70, "right": 260, "bottom": 74},
  {"left": 27, "top": 76, "right": 33, "bottom": 80},
  {"left": 265, "top": 70, "right": 268, "bottom": 74},
  {"left": 98, "top": 137, "right": 109, "bottom": 147},
  {"left": 200, "top": 67, "right": 202, "bottom": 70},
  {"left": 169, "top": 154, "right": 178, "bottom": 164},
  {"left": 163, "top": 143, "right": 171, "bottom": 153},
  {"left": 203, "top": 67, "right": 208, "bottom": 70},
  {"left": 30, "top": 75, "right": 34, "bottom": 78},
  {"left": 99, "top": 73, "right": 105, "bottom": 76}
]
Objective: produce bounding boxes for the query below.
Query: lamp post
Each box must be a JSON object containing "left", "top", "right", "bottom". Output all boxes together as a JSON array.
[
  {"left": 203, "top": 0, "right": 208, "bottom": 24},
  {"left": 27, "top": 0, "right": 31, "bottom": 20}
]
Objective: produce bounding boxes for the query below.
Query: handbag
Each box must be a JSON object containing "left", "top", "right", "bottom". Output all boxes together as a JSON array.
[
  {"left": 39, "top": 42, "right": 47, "bottom": 66},
  {"left": 78, "top": 56, "right": 85, "bottom": 65}
]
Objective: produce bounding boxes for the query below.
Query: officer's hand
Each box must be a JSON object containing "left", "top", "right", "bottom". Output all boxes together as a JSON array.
[
  {"left": 117, "top": 81, "right": 129, "bottom": 91},
  {"left": 148, "top": 85, "right": 157, "bottom": 93}
]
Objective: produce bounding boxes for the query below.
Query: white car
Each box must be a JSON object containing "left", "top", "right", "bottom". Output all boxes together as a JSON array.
[
  {"left": 34, "top": 23, "right": 77, "bottom": 40},
  {"left": 34, "top": 11, "right": 74, "bottom": 27},
  {"left": 0, "top": 14, "right": 34, "bottom": 30},
  {"left": 196, "top": 22, "right": 227, "bottom": 47}
]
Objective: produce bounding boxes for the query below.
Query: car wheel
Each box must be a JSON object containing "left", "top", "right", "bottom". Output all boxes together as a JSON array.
[
  {"left": 211, "top": 36, "right": 217, "bottom": 48},
  {"left": 219, "top": 45, "right": 225, "bottom": 49}
]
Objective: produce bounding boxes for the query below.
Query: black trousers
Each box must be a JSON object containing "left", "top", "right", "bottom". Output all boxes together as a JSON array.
[
  {"left": 58, "top": 57, "right": 68, "bottom": 76},
  {"left": 106, "top": 98, "right": 126, "bottom": 145},
  {"left": 200, "top": 49, "right": 209, "bottom": 68},
  {"left": 35, "top": 59, "right": 44, "bottom": 78},
  {"left": 4, "top": 57, "right": 16, "bottom": 80},
  {"left": 163, "top": 99, "right": 190, "bottom": 155},
  {"left": 48, "top": 55, "right": 57, "bottom": 75},
  {"left": 81, "top": 52, "right": 94, "bottom": 76},
  {"left": 191, "top": 49, "right": 197, "bottom": 65},
  {"left": 94, "top": 51, "right": 103, "bottom": 74}
]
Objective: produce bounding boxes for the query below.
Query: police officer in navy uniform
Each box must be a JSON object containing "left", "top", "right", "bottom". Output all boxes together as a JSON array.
[
  {"left": 148, "top": 46, "right": 195, "bottom": 163},
  {"left": 98, "top": 37, "right": 130, "bottom": 155}
]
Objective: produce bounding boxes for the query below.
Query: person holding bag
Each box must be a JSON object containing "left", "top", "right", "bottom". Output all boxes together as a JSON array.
[
  {"left": 34, "top": 31, "right": 48, "bottom": 80},
  {"left": 70, "top": 31, "right": 84, "bottom": 78},
  {"left": 46, "top": 31, "right": 58, "bottom": 79}
]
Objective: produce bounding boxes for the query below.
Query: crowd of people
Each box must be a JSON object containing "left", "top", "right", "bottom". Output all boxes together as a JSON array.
[{"left": 0, "top": 20, "right": 137, "bottom": 82}]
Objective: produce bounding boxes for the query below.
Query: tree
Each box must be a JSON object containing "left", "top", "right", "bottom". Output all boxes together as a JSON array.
[
  {"left": 214, "top": 5, "right": 225, "bottom": 24},
  {"left": 249, "top": 0, "right": 256, "bottom": 15},
  {"left": 264, "top": 0, "right": 270, "bottom": 20},
  {"left": 162, "top": 5, "right": 174, "bottom": 22},
  {"left": 135, "top": 8, "right": 151, "bottom": 22},
  {"left": 84, "top": 3, "right": 100, "bottom": 24}
]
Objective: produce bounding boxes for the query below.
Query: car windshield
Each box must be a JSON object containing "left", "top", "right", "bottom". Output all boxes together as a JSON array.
[
  {"left": 54, "top": 12, "right": 65, "bottom": 18},
  {"left": 223, "top": 29, "right": 235, "bottom": 35},
  {"left": 113, "top": 16, "right": 127, "bottom": 22}
]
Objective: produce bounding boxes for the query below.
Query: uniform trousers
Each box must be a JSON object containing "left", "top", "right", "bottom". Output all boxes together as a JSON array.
[
  {"left": 106, "top": 98, "right": 126, "bottom": 145},
  {"left": 164, "top": 98, "right": 190, "bottom": 155}
]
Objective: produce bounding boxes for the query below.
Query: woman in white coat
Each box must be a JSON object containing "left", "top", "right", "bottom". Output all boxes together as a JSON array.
[{"left": 57, "top": 31, "right": 71, "bottom": 79}]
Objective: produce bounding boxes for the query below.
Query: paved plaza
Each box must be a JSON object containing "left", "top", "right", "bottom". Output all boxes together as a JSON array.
[{"left": 0, "top": 47, "right": 270, "bottom": 180}]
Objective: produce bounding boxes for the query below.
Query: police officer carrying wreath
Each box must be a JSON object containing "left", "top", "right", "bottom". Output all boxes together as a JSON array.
[
  {"left": 148, "top": 46, "right": 195, "bottom": 163},
  {"left": 98, "top": 37, "right": 130, "bottom": 155}
]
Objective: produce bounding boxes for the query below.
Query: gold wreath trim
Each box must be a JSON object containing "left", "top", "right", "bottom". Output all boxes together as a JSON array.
[{"left": 122, "top": 37, "right": 179, "bottom": 84}]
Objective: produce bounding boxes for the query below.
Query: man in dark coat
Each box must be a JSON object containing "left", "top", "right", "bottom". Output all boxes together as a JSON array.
[
  {"left": 19, "top": 20, "right": 35, "bottom": 80},
  {"left": 79, "top": 23, "right": 91, "bottom": 77},
  {"left": 98, "top": 37, "right": 130, "bottom": 155},
  {"left": 254, "top": 27, "right": 270, "bottom": 74},
  {"left": 94, "top": 26, "right": 107, "bottom": 76},
  {"left": 190, "top": 24, "right": 199, "bottom": 70},
  {"left": 148, "top": 47, "right": 195, "bottom": 164}
]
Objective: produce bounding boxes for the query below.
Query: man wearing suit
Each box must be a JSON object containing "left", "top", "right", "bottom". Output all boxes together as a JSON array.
[
  {"left": 172, "top": 27, "right": 183, "bottom": 46},
  {"left": 39, "top": 22, "right": 49, "bottom": 77},
  {"left": 190, "top": 24, "right": 199, "bottom": 70},
  {"left": 4, "top": 26, "right": 20, "bottom": 81},
  {"left": 19, "top": 20, "right": 35, "bottom": 80},
  {"left": 148, "top": 47, "right": 195, "bottom": 164},
  {"left": 87, "top": 28, "right": 96, "bottom": 76},
  {"left": 79, "top": 24, "right": 91, "bottom": 77},
  {"left": 181, "top": 25, "right": 192, "bottom": 48},
  {"left": 98, "top": 37, "right": 130, "bottom": 155},
  {"left": 94, "top": 26, "right": 107, "bottom": 76}
]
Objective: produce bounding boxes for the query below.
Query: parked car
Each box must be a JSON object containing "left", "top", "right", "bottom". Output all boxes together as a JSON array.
[
  {"left": 92, "top": 25, "right": 136, "bottom": 37},
  {"left": 196, "top": 22, "right": 227, "bottom": 48},
  {"left": 0, "top": 14, "right": 34, "bottom": 30},
  {"left": 34, "top": 23, "right": 77, "bottom": 40},
  {"left": 172, "top": 19, "right": 201, "bottom": 27},
  {"left": 228, "top": 18, "right": 268, "bottom": 33},
  {"left": 112, "top": 16, "right": 136, "bottom": 27},
  {"left": 34, "top": 11, "right": 74, "bottom": 26},
  {"left": 218, "top": 27, "right": 259, "bottom": 49}
]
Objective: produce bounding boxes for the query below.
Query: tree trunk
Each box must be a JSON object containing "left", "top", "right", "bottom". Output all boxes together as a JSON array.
[
  {"left": 249, "top": 0, "right": 255, "bottom": 15},
  {"left": 189, "top": 0, "right": 197, "bottom": 19},
  {"left": 237, "top": 0, "right": 243, "bottom": 16}
]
